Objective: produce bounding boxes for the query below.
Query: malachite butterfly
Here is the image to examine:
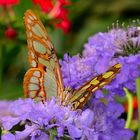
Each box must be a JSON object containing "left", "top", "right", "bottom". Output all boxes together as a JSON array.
[{"left": 23, "top": 10, "right": 121, "bottom": 110}]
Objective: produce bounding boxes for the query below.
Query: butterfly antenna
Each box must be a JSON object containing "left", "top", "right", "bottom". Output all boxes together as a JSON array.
[
  {"left": 67, "top": 53, "right": 72, "bottom": 87},
  {"left": 77, "top": 54, "right": 83, "bottom": 86}
]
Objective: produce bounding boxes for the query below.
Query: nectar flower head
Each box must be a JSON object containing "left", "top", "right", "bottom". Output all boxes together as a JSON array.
[
  {"left": 0, "top": 98, "right": 133, "bottom": 140},
  {"left": 32, "top": 0, "right": 71, "bottom": 33},
  {"left": 5, "top": 27, "right": 17, "bottom": 39}
]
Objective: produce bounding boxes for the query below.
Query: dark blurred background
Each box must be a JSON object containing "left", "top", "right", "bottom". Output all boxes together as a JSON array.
[{"left": 0, "top": 0, "right": 140, "bottom": 100}]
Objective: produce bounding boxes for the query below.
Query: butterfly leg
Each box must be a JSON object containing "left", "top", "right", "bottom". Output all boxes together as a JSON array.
[{"left": 23, "top": 68, "right": 46, "bottom": 101}]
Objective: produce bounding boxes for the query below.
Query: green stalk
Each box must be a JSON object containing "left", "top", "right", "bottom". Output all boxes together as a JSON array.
[
  {"left": 136, "top": 77, "right": 140, "bottom": 140},
  {"left": 49, "top": 132, "right": 55, "bottom": 140},
  {"left": 124, "top": 88, "right": 133, "bottom": 128},
  {"left": 49, "top": 129, "right": 57, "bottom": 140}
]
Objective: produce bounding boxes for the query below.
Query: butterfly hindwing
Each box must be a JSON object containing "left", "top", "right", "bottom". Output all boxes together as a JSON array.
[
  {"left": 65, "top": 63, "right": 121, "bottom": 109},
  {"left": 24, "top": 68, "right": 46, "bottom": 101},
  {"left": 24, "top": 10, "right": 65, "bottom": 101}
]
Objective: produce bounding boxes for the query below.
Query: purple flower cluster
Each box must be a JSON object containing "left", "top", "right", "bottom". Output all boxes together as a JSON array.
[
  {"left": 60, "top": 23, "right": 140, "bottom": 96},
  {"left": 60, "top": 54, "right": 93, "bottom": 89},
  {"left": 0, "top": 98, "right": 133, "bottom": 140},
  {"left": 1, "top": 22, "right": 139, "bottom": 140}
]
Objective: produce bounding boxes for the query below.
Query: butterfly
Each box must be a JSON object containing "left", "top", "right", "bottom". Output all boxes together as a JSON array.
[{"left": 23, "top": 10, "right": 121, "bottom": 110}]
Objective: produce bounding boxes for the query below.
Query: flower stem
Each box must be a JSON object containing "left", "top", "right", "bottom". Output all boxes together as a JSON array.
[
  {"left": 49, "top": 129, "right": 57, "bottom": 140},
  {"left": 136, "top": 77, "right": 140, "bottom": 140},
  {"left": 49, "top": 132, "right": 55, "bottom": 140},
  {"left": 124, "top": 88, "right": 133, "bottom": 128}
]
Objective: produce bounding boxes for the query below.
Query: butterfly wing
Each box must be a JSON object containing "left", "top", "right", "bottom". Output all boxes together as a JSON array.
[
  {"left": 23, "top": 10, "right": 65, "bottom": 101},
  {"left": 65, "top": 63, "right": 121, "bottom": 109}
]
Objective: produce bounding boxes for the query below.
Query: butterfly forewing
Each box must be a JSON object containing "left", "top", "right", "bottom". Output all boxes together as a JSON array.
[
  {"left": 65, "top": 63, "right": 121, "bottom": 109},
  {"left": 23, "top": 10, "right": 65, "bottom": 101}
]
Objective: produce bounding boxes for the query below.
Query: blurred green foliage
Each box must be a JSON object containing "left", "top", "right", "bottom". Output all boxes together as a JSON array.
[{"left": 0, "top": 0, "right": 140, "bottom": 99}]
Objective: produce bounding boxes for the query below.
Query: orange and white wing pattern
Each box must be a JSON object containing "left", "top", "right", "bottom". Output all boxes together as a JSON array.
[
  {"left": 23, "top": 10, "right": 65, "bottom": 101},
  {"left": 65, "top": 63, "right": 121, "bottom": 110}
]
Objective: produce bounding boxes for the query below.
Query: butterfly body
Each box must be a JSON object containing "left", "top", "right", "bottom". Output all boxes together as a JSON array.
[{"left": 23, "top": 10, "right": 121, "bottom": 110}]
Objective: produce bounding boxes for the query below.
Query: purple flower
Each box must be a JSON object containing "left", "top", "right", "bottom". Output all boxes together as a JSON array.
[
  {"left": 0, "top": 101, "right": 13, "bottom": 117},
  {"left": 60, "top": 54, "right": 95, "bottom": 89},
  {"left": 0, "top": 98, "right": 134, "bottom": 140},
  {"left": 15, "top": 124, "right": 41, "bottom": 140},
  {"left": 75, "top": 98, "right": 134, "bottom": 140},
  {"left": 60, "top": 24, "right": 140, "bottom": 96},
  {"left": 1, "top": 133, "right": 15, "bottom": 140},
  {"left": 1, "top": 22, "right": 137, "bottom": 140},
  {"left": 0, "top": 98, "right": 79, "bottom": 139}
]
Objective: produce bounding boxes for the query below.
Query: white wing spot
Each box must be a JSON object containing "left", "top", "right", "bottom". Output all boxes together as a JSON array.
[
  {"left": 33, "top": 41, "right": 47, "bottom": 54},
  {"left": 99, "top": 82, "right": 106, "bottom": 87},
  {"left": 30, "top": 77, "right": 39, "bottom": 83},
  {"left": 92, "top": 87, "right": 98, "bottom": 92},
  {"left": 33, "top": 71, "right": 41, "bottom": 77},
  {"left": 29, "top": 91, "right": 37, "bottom": 98},
  {"left": 32, "top": 24, "right": 47, "bottom": 39},
  {"left": 29, "top": 83, "right": 39, "bottom": 90},
  {"left": 31, "top": 52, "right": 35, "bottom": 59},
  {"left": 27, "top": 18, "right": 32, "bottom": 24},
  {"left": 31, "top": 60, "right": 37, "bottom": 67}
]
